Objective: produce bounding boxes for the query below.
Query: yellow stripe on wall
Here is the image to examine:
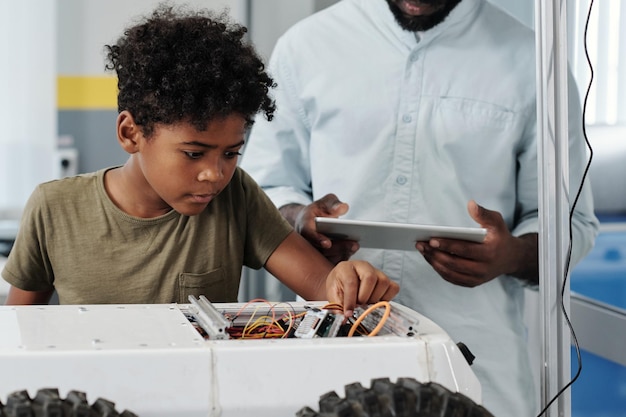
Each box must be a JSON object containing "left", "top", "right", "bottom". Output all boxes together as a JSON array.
[{"left": 57, "top": 76, "right": 118, "bottom": 110}]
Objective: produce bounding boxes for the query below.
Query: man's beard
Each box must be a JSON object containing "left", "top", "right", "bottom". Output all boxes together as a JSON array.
[{"left": 386, "top": 0, "right": 462, "bottom": 32}]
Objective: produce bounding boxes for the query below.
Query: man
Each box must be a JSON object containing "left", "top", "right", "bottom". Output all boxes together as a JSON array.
[{"left": 240, "top": 0, "right": 599, "bottom": 416}]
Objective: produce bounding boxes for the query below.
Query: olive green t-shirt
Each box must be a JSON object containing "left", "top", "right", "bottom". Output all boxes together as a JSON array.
[{"left": 2, "top": 167, "right": 293, "bottom": 304}]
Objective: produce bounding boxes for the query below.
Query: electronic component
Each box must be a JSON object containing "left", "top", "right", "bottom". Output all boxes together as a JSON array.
[
  {"left": 188, "top": 295, "right": 230, "bottom": 339},
  {"left": 294, "top": 308, "right": 345, "bottom": 339},
  {"left": 353, "top": 304, "right": 420, "bottom": 337},
  {"left": 184, "top": 298, "right": 419, "bottom": 340}
]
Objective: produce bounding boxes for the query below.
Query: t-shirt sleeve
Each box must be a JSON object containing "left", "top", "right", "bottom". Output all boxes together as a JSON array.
[
  {"left": 238, "top": 169, "right": 294, "bottom": 270},
  {"left": 1, "top": 185, "right": 55, "bottom": 292}
]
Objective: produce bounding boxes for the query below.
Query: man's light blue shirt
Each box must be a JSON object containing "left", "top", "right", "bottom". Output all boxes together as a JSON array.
[{"left": 241, "top": 0, "right": 599, "bottom": 415}]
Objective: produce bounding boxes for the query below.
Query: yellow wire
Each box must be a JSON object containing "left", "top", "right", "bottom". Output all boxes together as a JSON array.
[
  {"left": 236, "top": 300, "right": 300, "bottom": 339},
  {"left": 241, "top": 305, "right": 265, "bottom": 338}
]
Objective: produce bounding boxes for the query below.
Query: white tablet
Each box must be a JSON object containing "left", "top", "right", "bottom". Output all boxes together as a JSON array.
[{"left": 315, "top": 217, "right": 487, "bottom": 251}]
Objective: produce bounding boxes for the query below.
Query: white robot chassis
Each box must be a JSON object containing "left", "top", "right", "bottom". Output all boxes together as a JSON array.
[{"left": 0, "top": 299, "right": 493, "bottom": 417}]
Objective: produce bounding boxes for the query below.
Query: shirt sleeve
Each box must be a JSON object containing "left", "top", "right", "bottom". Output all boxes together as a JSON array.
[
  {"left": 1, "top": 185, "right": 55, "bottom": 292},
  {"left": 511, "top": 68, "right": 599, "bottom": 289},
  {"left": 565, "top": 69, "right": 599, "bottom": 266},
  {"left": 240, "top": 35, "right": 314, "bottom": 209},
  {"left": 510, "top": 100, "right": 540, "bottom": 239},
  {"left": 239, "top": 169, "right": 294, "bottom": 269}
]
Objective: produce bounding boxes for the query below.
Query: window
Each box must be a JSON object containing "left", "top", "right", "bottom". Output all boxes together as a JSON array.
[{"left": 570, "top": 0, "right": 625, "bottom": 126}]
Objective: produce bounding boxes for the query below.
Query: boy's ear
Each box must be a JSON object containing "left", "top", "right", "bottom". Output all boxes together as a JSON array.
[{"left": 117, "top": 110, "right": 142, "bottom": 153}]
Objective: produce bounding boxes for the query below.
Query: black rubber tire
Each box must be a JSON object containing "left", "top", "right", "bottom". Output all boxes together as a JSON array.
[
  {"left": 0, "top": 388, "right": 138, "bottom": 417},
  {"left": 296, "top": 377, "right": 495, "bottom": 417}
]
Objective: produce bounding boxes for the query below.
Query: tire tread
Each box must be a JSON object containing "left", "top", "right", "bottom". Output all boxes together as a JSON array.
[
  {"left": 296, "top": 377, "right": 495, "bottom": 417},
  {"left": 0, "top": 388, "right": 138, "bottom": 417}
]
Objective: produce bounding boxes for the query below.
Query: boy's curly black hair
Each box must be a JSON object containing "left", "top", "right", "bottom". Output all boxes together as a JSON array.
[{"left": 104, "top": 4, "right": 275, "bottom": 137}]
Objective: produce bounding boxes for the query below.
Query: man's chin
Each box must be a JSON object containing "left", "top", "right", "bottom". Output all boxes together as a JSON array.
[
  {"left": 386, "top": 0, "right": 461, "bottom": 32},
  {"left": 395, "top": 0, "right": 443, "bottom": 17}
]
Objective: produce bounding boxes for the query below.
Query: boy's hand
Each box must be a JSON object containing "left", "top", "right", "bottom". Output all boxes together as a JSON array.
[
  {"left": 416, "top": 200, "right": 538, "bottom": 287},
  {"left": 293, "top": 193, "right": 360, "bottom": 264},
  {"left": 325, "top": 260, "right": 399, "bottom": 318}
]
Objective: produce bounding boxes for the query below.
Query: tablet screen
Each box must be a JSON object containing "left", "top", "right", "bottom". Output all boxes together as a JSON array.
[{"left": 315, "top": 217, "right": 487, "bottom": 251}]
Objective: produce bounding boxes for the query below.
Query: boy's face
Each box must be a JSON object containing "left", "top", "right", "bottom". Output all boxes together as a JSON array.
[{"left": 136, "top": 114, "right": 246, "bottom": 216}]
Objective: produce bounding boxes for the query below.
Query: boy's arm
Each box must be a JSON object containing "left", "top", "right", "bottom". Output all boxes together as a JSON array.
[
  {"left": 264, "top": 231, "right": 398, "bottom": 317},
  {"left": 5, "top": 286, "right": 54, "bottom": 305}
]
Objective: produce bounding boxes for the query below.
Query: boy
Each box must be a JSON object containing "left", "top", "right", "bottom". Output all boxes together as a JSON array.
[{"left": 1, "top": 4, "right": 398, "bottom": 315}]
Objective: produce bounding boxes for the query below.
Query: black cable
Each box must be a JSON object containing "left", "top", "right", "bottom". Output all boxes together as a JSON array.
[{"left": 536, "top": 0, "right": 594, "bottom": 415}]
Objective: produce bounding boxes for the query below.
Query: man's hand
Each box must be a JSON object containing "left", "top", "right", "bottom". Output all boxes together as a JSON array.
[
  {"left": 281, "top": 193, "right": 360, "bottom": 264},
  {"left": 325, "top": 260, "right": 399, "bottom": 318},
  {"left": 416, "top": 200, "right": 538, "bottom": 287}
]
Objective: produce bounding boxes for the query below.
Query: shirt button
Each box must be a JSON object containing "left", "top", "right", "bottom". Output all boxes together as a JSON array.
[
  {"left": 396, "top": 175, "right": 408, "bottom": 185},
  {"left": 402, "top": 114, "right": 412, "bottom": 123}
]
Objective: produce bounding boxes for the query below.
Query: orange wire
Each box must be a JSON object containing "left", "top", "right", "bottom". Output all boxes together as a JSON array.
[{"left": 347, "top": 301, "right": 391, "bottom": 337}]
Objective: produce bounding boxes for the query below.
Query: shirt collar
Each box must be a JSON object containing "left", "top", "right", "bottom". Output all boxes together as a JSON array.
[{"left": 366, "top": 0, "right": 483, "bottom": 49}]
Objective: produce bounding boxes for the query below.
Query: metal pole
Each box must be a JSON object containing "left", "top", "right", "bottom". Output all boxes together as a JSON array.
[{"left": 535, "top": 0, "right": 572, "bottom": 416}]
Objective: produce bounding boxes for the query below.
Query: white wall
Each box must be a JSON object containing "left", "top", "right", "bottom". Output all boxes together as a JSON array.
[
  {"left": 0, "top": 1, "right": 57, "bottom": 212},
  {"left": 0, "top": 0, "right": 247, "bottom": 216},
  {"left": 57, "top": 0, "right": 248, "bottom": 76},
  {"left": 249, "top": 1, "right": 317, "bottom": 62}
]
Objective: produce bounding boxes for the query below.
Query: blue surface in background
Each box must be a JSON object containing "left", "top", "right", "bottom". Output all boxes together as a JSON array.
[
  {"left": 569, "top": 221, "right": 626, "bottom": 416},
  {"left": 571, "top": 348, "right": 626, "bottom": 417},
  {"left": 571, "top": 230, "right": 626, "bottom": 309}
]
